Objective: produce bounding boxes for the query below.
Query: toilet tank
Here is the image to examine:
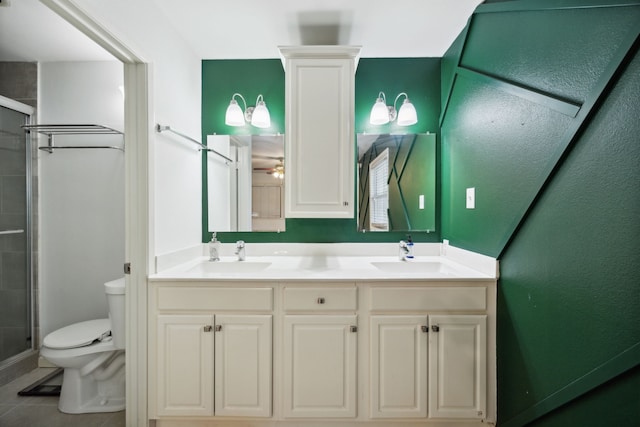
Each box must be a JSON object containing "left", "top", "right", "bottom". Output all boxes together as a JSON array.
[{"left": 105, "top": 277, "right": 126, "bottom": 349}]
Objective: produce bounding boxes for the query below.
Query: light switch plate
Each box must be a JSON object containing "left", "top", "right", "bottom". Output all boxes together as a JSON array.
[
  {"left": 419, "top": 194, "right": 424, "bottom": 210},
  {"left": 466, "top": 187, "right": 475, "bottom": 209}
]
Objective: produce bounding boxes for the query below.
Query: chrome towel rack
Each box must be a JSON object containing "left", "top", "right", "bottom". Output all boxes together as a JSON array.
[
  {"left": 22, "top": 124, "right": 124, "bottom": 152},
  {"left": 155, "top": 124, "right": 232, "bottom": 164}
]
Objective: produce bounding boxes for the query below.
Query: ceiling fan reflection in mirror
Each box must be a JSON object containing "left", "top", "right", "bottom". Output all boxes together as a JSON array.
[{"left": 253, "top": 157, "right": 284, "bottom": 179}]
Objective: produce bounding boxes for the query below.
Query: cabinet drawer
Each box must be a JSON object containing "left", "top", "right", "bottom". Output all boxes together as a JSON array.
[
  {"left": 370, "top": 287, "right": 486, "bottom": 311},
  {"left": 157, "top": 287, "right": 273, "bottom": 311},
  {"left": 284, "top": 286, "right": 357, "bottom": 311}
]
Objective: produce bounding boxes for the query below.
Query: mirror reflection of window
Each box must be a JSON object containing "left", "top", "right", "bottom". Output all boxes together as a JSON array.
[
  {"left": 357, "top": 133, "right": 436, "bottom": 233},
  {"left": 369, "top": 148, "right": 389, "bottom": 231}
]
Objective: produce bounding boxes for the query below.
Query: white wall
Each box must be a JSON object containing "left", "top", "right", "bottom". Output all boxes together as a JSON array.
[
  {"left": 39, "top": 61, "right": 125, "bottom": 338},
  {"left": 207, "top": 135, "right": 232, "bottom": 232},
  {"left": 72, "top": 0, "right": 203, "bottom": 258}
]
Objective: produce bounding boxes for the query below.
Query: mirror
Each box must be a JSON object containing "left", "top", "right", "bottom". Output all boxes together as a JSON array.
[
  {"left": 357, "top": 133, "right": 436, "bottom": 232},
  {"left": 207, "top": 134, "right": 285, "bottom": 232}
]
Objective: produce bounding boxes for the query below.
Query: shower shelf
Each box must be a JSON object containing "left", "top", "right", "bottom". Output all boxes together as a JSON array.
[{"left": 22, "top": 124, "right": 124, "bottom": 152}]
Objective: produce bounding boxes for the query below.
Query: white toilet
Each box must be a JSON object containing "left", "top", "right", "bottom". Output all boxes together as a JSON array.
[{"left": 40, "top": 277, "right": 126, "bottom": 414}]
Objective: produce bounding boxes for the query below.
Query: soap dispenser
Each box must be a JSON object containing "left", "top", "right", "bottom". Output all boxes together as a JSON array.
[
  {"left": 406, "top": 235, "right": 414, "bottom": 259},
  {"left": 209, "top": 232, "right": 221, "bottom": 262}
]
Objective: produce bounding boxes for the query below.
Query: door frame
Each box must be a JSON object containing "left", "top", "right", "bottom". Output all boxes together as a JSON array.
[{"left": 41, "top": 1, "right": 152, "bottom": 425}]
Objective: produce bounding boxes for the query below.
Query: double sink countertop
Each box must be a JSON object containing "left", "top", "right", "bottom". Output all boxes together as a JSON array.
[{"left": 150, "top": 243, "right": 499, "bottom": 282}]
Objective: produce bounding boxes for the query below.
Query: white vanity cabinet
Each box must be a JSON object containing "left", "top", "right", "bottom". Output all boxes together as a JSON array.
[
  {"left": 149, "top": 285, "right": 273, "bottom": 418},
  {"left": 147, "top": 272, "right": 496, "bottom": 426},
  {"left": 369, "top": 285, "right": 491, "bottom": 421},
  {"left": 282, "top": 285, "right": 358, "bottom": 418},
  {"left": 279, "top": 46, "right": 361, "bottom": 219},
  {"left": 428, "top": 314, "right": 487, "bottom": 419},
  {"left": 370, "top": 315, "right": 429, "bottom": 418},
  {"left": 155, "top": 314, "right": 214, "bottom": 416}
]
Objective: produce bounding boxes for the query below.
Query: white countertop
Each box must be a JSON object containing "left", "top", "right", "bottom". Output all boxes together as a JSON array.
[{"left": 150, "top": 243, "right": 498, "bottom": 282}]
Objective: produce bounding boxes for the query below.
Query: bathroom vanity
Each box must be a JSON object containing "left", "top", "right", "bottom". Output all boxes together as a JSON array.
[{"left": 148, "top": 243, "right": 498, "bottom": 426}]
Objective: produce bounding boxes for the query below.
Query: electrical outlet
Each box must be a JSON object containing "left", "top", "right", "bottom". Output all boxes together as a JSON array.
[
  {"left": 419, "top": 194, "right": 424, "bottom": 210},
  {"left": 466, "top": 187, "right": 475, "bottom": 209}
]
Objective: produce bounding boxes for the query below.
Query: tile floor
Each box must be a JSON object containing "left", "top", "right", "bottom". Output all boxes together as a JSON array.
[{"left": 0, "top": 368, "right": 125, "bottom": 427}]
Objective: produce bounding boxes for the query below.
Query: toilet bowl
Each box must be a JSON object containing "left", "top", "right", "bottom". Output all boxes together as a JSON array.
[{"left": 40, "top": 278, "right": 126, "bottom": 414}]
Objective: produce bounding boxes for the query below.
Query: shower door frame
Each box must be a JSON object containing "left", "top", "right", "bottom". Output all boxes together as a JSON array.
[{"left": 0, "top": 95, "right": 36, "bottom": 367}]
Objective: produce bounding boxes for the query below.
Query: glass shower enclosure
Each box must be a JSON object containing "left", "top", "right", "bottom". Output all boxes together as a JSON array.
[{"left": 0, "top": 96, "right": 34, "bottom": 370}]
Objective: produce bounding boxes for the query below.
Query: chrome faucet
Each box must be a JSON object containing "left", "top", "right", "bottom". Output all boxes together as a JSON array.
[{"left": 235, "top": 240, "right": 246, "bottom": 261}]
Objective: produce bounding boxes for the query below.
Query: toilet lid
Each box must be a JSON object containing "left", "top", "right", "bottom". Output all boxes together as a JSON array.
[{"left": 43, "top": 318, "right": 111, "bottom": 349}]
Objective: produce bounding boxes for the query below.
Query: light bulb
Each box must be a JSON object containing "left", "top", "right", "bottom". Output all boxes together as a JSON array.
[
  {"left": 397, "top": 99, "right": 418, "bottom": 126},
  {"left": 225, "top": 99, "right": 245, "bottom": 126},
  {"left": 370, "top": 97, "right": 390, "bottom": 125},
  {"left": 251, "top": 99, "right": 271, "bottom": 128}
]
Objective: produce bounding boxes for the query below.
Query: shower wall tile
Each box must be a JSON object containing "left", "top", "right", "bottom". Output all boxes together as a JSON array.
[
  {"left": 0, "top": 289, "right": 27, "bottom": 327},
  {"left": 0, "top": 213, "right": 25, "bottom": 231},
  {"left": 0, "top": 146, "right": 25, "bottom": 176},
  {"left": 2, "top": 252, "right": 27, "bottom": 290},
  {"left": 0, "top": 63, "right": 37, "bottom": 108},
  {"left": 0, "top": 326, "right": 29, "bottom": 361},
  {"left": 1, "top": 176, "right": 26, "bottom": 215},
  {"left": 0, "top": 230, "right": 25, "bottom": 253}
]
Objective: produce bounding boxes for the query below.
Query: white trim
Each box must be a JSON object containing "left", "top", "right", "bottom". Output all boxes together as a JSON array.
[
  {"left": 39, "top": 2, "right": 151, "bottom": 426},
  {"left": 123, "top": 62, "right": 152, "bottom": 427},
  {"left": 0, "top": 95, "right": 35, "bottom": 115},
  {"left": 39, "top": 0, "right": 146, "bottom": 63}
]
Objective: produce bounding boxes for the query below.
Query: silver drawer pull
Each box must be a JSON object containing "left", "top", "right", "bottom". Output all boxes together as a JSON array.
[{"left": 317, "top": 297, "right": 326, "bottom": 304}]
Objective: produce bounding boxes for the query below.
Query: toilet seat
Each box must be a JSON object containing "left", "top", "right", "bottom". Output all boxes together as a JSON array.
[{"left": 44, "top": 319, "right": 111, "bottom": 350}]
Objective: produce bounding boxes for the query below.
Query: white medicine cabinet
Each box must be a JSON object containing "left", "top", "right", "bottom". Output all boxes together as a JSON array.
[{"left": 279, "top": 46, "right": 361, "bottom": 219}]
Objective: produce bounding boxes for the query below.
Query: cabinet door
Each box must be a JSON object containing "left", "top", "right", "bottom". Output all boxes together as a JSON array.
[
  {"left": 283, "top": 315, "right": 357, "bottom": 418},
  {"left": 283, "top": 50, "right": 358, "bottom": 219},
  {"left": 156, "top": 314, "right": 214, "bottom": 416},
  {"left": 428, "top": 315, "right": 487, "bottom": 419},
  {"left": 370, "top": 316, "right": 428, "bottom": 418},
  {"left": 214, "top": 315, "right": 272, "bottom": 417}
]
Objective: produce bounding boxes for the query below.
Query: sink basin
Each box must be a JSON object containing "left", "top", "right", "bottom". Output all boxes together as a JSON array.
[
  {"left": 188, "top": 261, "right": 272, "bottom": 274},
  {"left": 370, "top": 261, "right": 453, "bottom": 274}
]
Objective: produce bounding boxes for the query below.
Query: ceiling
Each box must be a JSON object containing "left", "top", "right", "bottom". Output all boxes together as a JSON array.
[{"left": 0, "top": 0, "right": 483, "bottom": 62}]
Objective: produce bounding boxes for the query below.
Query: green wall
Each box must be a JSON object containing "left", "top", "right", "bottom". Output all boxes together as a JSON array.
[
  {"left": 440, "top": 1, "right": 640, "bottom": 425},
  {"left": 202, "top": 57, "right": 441, "bottom": 243},
  {"left": 202, "top": 59, "right": 286, "bottom": 136}
]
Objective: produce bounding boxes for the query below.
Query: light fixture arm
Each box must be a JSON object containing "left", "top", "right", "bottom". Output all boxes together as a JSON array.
[
  {"left": 393, "top": 92, "right": 409, "bottom": 113},
  {"left": 231, "top": 93, "right": 247, "bottom": 114},
  {"left": 232, "top": 93, "right": 258, "bottom": 122}
]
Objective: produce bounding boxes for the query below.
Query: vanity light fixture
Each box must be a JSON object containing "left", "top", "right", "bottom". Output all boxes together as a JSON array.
[
  {"left": 369, "top": 91, "right": 418, "bottom": 126},
  {"left": 225, "top": 93, "right": 271, "bottom": 128}
]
